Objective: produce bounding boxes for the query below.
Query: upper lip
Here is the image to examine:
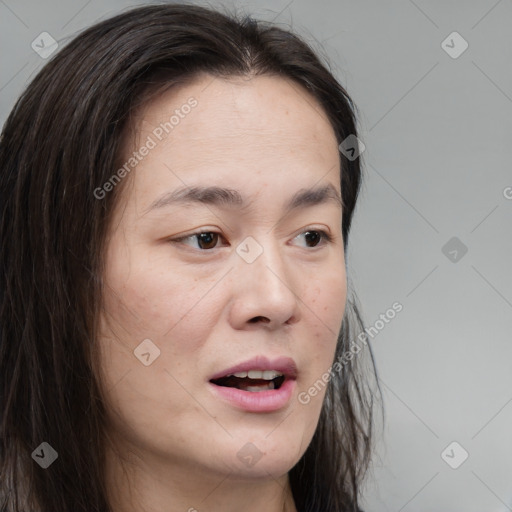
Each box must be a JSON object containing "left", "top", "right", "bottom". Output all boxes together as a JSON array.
[{"left": 209, "top": 355, "right": 298, "bottom": 381}]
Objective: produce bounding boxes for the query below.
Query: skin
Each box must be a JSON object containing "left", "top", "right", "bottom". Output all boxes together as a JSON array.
[{"left": 98, "top": 73, "right": 347, "bottom": 512}]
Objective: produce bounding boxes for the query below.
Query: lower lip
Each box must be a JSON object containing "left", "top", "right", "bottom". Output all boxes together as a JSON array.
[{"left": 208, "top": 378, "right": 296, "bottom": 412}]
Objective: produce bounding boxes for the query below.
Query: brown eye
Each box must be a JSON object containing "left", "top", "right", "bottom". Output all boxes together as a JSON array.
[
  {"left": 195, "top": 232, "right": 219, "bottom": 250},
  {"left": 304, "top": 231, "right": 322, "bottom": 247},
  {"left": 293, "top": 229, "right": 333, "bottom": 248},
  {"left": 172, "top": 231, "right": 225, "bottom": 251}
]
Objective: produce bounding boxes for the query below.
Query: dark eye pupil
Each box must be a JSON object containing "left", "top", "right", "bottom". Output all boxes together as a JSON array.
[
  {"left": 304, "top": 231, "right": 320, "bottom": 247},
  {"left": 197, "top": 232, "right": 218, "bottom": 249}
]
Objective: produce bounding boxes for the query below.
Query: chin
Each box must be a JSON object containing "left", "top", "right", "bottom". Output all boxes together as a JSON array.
[
  {"left": 224, "top": 454, "right": 299, "bottom": 481},
  {"left": 214, "top": 435, "right": 305, "bottom": 480}
]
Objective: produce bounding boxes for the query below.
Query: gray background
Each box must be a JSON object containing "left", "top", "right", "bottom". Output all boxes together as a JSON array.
[{"left": 1, "top": 1, "right": 511, "bottom": 510}]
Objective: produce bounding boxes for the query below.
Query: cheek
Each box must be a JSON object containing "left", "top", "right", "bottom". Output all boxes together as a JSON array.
[
  {"left": 96, "top": 266, "right": 221, "bottom": 436},
  {"left": 306, "top": 268, "right": 347, "bottom": 371},
  {"left": 101, "top": 253, "right": 220, "bottom": 342},
  {"left": 97, "top": 255, "right": 226, "bottom": 399},
  {"left": 312, "top": 267, "right": 347, "bottom": 331}
]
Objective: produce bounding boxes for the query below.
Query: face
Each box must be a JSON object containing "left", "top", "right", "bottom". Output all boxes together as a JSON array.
[{"left": 98, "top": 74, "right": 347, "bottom": 484}]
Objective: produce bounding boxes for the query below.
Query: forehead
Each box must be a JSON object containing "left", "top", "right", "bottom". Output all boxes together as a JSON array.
[
  {"left": 135, "top": 74, "right": 337, "bottom": 154},
  {"left": 119, "top": 74, "right": 342, "bottom": 214}
]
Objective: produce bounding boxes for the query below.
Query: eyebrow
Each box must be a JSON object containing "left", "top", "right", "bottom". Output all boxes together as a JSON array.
[{"left": 144, "top": 183, "right": 343, "bottom": 215}]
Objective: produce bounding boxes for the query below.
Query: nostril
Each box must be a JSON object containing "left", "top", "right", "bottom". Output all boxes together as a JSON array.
[{"left": 249, "top": 316, "right": 270, "bottom": 324}]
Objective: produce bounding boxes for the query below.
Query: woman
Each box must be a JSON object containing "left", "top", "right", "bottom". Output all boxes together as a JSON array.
[{"left": 0, "top": 4, "right": 378, "bottom": 512}]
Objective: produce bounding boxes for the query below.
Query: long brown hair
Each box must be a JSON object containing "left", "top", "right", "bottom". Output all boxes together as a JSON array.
[{"left": 0, "top": 5, "right": 379, "bottom": 511}]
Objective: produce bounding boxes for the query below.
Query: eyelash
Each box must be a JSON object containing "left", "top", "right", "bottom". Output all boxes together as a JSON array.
[{"left": 170, "top": 228, "right": 334, "bottom": 251}]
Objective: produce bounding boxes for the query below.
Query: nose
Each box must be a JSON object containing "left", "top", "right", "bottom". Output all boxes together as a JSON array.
[{"left": 227, "top": 237, "right": 301, "bottom": 330}]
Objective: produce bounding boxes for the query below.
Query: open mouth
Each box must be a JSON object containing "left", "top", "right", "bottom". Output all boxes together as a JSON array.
[{"left": 210, "top": 370, "right": 286, "bottom": 392}]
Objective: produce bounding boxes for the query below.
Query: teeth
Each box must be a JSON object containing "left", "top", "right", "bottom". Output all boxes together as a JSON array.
[
  {"left": 226, "top": 370, "right": 284, "bottom": 380},
  {"left": 247, "top": 370, "right": 283, "bottom": 380},
  {"left": 245, "top": 381, "right": 275, "bottom": 392},
  {"left": 262, "top": 370, "right": 281, "bottom": 380}
]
